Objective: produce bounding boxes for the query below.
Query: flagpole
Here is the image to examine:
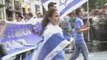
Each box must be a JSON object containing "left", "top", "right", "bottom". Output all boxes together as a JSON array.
[
  {"left": 12, "top": 0, "right": 15, "bottom": 21},
  {"left": 87, "top": 0, "right": 90, "bottom": 41},
  {"left": 3, "top": 0, "right": 6, "bottom": 21}
]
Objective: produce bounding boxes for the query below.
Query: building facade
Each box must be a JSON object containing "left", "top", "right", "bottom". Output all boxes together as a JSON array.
[{"left": 0, "top": 0, "right": 6, "bottom": 21}]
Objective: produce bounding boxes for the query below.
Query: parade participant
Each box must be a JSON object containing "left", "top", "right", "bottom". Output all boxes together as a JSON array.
[
  {"left": 69, "top": 8, "right": 90, "bottom": 60},
  {"left": 25, "top": 13, "right": 35, "bottom": 24},
  {"left": 0, "top": 21, "right": 6, "bottom": 59},
  {"left": 15, "top": 13, "right": 25, "bottom": 23},
  {"left": 37, "top": 9, "right": 71, "bottom": 60},
  {"left": 60, "top": 12, "right": 76, "bottom": 36},
  {"left": 0, "top": 44, "right": 6, "bottom": 59}
]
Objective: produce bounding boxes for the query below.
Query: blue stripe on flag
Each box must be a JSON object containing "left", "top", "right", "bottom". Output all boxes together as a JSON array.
[
  {"left": 2, "top": 24, "right": 33, "bottom": 42},
  {"left": 41, "top": 0, "right": 48, "bottom": 3},
  {"left": 60, "top": 0, "right": 82, "bottom": 16},
  {"left": 63, "top": 31, "right": 70, "bottom": 41},
  {"left": 38, "top": 33, "right": 64, "bottom": 60},
  {"left": 0, "top": 23, "right": 42, "bottom": 50}
]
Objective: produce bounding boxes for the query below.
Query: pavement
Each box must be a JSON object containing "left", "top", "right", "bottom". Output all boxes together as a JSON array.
[{"left": 65, "top": 51, "right": 107, "bottom": 60}]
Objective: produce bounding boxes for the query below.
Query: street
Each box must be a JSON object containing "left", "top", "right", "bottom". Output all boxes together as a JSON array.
[{"left": 65, "top": 51, "right": 107, "bottom": 60}]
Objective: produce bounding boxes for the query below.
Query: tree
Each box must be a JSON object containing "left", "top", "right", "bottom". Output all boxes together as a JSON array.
[{"left": 83, "top": 0, "right": 107, "bottom": 10}]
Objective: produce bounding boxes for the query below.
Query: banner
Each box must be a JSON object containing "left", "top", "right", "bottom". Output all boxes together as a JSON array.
[
  {"left": 0, "top": 23, "right": 42, "bottom": 60},
  {"left": 41, "top": 0, "right": 88, "bottom": 18}
]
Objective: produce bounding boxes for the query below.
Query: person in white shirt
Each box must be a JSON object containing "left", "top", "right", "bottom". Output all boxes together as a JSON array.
[{"left": 26, "top": 13, "right": 40, "bottom": 25}]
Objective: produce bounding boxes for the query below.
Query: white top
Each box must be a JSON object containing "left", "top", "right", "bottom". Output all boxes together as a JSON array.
[{"left": 43, "top": 23, "right": 63, "bottom": 42}]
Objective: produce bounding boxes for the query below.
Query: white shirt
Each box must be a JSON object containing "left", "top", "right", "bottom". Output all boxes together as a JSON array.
[
  {"left": 26, "top": 18, "right": 43, "bottom": 25},
  {"left": 43, "top": 23, "right": 63, "bottom": 41}
]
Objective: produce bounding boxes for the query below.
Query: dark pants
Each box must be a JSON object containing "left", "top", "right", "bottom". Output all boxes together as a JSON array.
[
  {"left": 69, "top": 42, "right": 89, "bottom": 60},
  {"left": 0, "top": 44, "right": 6, "bottom": 59}
]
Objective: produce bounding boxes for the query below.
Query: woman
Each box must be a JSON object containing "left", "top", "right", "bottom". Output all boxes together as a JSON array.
[{"left": 37, "top": 9, "right": 71, "bottom": 60}]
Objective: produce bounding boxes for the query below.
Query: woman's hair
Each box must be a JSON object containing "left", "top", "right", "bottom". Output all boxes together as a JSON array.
[
  {"left": 48, "top": 2, "right": 56, "bottom": 9},
  {"left": 75, "top": 8, "right": 82, "bottom": 16},
  {"left": 40, "top": 9, "right": 57, "bottom": 35}
]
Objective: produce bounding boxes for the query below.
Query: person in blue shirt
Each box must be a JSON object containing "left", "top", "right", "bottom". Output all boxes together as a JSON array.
[{"left": 69, "top": 8, "right": 90, "bottom": 60}]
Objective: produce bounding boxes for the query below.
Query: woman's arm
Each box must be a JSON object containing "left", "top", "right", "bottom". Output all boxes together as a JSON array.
[
  {"left": 79, "top": 26, "right": 90, "bottom": 32},
  {"left": 0, "top": 21, "right": 7, "bottom": 37}
]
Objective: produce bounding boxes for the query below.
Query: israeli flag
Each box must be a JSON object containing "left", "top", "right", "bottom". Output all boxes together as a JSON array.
[
  {"left": 33, "top": 23, "right": 73, "bottom": 60},
  {"left": 41, "top": 0, "right": 88, "bottom": 18},
  {"left": 30, "top": 32, "right": 74, "bottom": 60},
  {"left": 37, "top": 33, "right": 70, "bottom": 60}
]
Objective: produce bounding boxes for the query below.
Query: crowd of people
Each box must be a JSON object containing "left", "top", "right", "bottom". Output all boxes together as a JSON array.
[{"left": 6, "top": 7, "right": 43, "bottom": 25}]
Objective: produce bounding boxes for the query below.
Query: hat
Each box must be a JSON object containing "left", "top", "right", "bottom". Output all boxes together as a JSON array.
[{"left": 48, "top": 2, "right": 56, "bottom": 9}]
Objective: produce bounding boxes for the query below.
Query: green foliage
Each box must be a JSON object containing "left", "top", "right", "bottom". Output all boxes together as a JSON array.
[{"left": 83, "top": 0, "right": 107, "bottom": 10}]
